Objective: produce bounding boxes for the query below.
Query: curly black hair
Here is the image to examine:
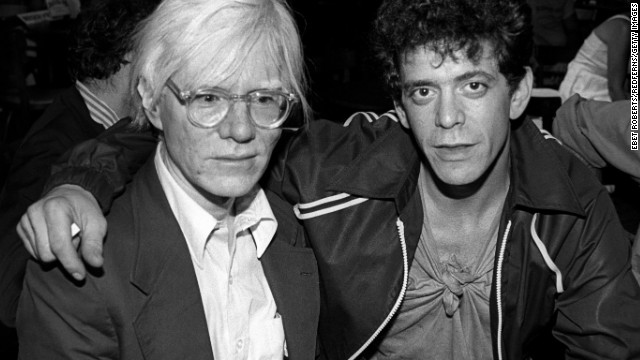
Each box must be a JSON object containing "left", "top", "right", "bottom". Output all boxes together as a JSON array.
[
  {"left": 68, "top": 0, "right": 160, "bottom": 82},
  {"left": 373, "top": 0, "right": 533, "bottom": 100}
]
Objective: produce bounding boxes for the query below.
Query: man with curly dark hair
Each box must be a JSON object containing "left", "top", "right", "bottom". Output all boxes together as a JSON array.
[
  {"left": 13, "top": 0, "right": 640, "bottom": 359},
  {"left": 0, "top": 0, "right": 159, "bottom": 328}
]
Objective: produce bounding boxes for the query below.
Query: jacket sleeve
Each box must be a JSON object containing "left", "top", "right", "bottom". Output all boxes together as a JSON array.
[
  {"left": 17, "top": 260, "right": 118, "bottom": 359},
  {"left": 0, "top": 112, "right": 102, "bottom": 327},
  {"left": 264, "top": 112, "right": 402, "bottom": 204},
  {"left": 43, "top": 118, "right": 158, "bottom": 212},
  {"left": 552, "top": 190, "right": 640, "bottom": 360},
  {"left": 552, "top": 95, "right": 639, "bottom": 184}
]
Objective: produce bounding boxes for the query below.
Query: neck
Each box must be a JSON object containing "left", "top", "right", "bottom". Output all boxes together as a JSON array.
[{"left": 81, "top": 65, "right": 133, "bottom": 119}]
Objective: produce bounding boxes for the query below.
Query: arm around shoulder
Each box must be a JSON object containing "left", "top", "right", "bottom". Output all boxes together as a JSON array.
[{"left": 45, "top": 118, "right": 158, "bottom": 212}]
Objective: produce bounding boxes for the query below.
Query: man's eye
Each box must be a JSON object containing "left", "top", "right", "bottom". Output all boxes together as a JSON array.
[
  {"left": 256, "top": 95, "right": 278, "bottom": 104},
  {"left": 194, "top": 93, "right": 224, "bottom": 106},
  {"left": 407, "top": 87, "right": 434, "bottom": 105},
  {"left": 465, "top": 82, "right": 487, "bottom": 93},
  {"left": 201, "top": 94, "right": 220, "bottom": 102},
  {"left": 415, "top": 88, "right": 430, "bottom": 97}
]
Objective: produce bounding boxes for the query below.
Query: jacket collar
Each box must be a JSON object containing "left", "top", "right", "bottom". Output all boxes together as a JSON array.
[
  {"left": 329, "top": 113, "right": 585, "bottom": 217},
  {"left": 508, "top": 119, "right": 585, "bottom": 217}
]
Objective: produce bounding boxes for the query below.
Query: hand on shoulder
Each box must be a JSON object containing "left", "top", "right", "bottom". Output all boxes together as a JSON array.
[{"left": 17, "top": 184, "right": 107, "bottom": 280}]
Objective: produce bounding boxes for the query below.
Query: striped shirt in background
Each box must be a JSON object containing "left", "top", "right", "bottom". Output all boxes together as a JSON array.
[{"left": 75, "top": 80, "right": 120, "bottom": 129}]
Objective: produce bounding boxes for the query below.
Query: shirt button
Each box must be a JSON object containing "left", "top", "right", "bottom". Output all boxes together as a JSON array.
[
  {"left": 228, "top": 276, "right": 233, "bottom": 285},
  {"left": 236, "top": 339, "right": 244, "bottom": 350}
]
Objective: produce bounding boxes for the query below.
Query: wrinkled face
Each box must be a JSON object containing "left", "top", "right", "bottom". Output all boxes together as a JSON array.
[
  {"left": 395, "top": 44, "right": 530, "bottom": 186},
  {"left": 145, "top": 53, "right": 283, "bottom": 208}
]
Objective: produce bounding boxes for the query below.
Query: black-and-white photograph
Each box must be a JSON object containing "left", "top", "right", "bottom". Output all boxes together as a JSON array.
[{"left": 0, "top": 0, "right": 638, "bottom": 358}]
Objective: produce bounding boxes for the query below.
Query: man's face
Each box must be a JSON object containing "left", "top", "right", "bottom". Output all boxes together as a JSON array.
[
  {"left": 151, "top": 55, "right": 283, "bottom": 206},
  {"left": 395, "top": 44, "right": 530, "bottom": 186}
]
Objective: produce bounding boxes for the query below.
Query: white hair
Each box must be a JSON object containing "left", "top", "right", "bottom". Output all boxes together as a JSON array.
[{"left": 130, "top": 0, "right": 310, "bottom": 127}]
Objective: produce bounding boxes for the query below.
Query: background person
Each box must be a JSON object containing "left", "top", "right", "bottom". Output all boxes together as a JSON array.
[
  {"left": 0, "top": 0, "right": 159, "bottom": 329},
  {"left": 527, "top": 0, "right": 581, "bottom": 63},
  {"left": 559, "top": 10, "right": 631, "bottom": 102},
  {"left": 553, "top": 94, "right": 639, "bottom": 184}
]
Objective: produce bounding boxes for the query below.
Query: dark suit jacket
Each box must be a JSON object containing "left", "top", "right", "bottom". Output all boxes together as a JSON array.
[
  {"left": 17, "top": 158, "right": 320, "bottom": 359},
  {"left": 0, "top": 86, "right": 105, "bottom": 327}
]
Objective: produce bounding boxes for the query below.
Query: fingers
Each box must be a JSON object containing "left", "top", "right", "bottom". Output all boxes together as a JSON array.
[
  {"left": 70, "top": 187, "right": 107, "bottom": 269},
  {"left": 16, "top": 184, "right": 107, "bottom": 280},
  {"left": 26, "top": 202, "right": 55, "bottom": 262},
  {"left": 79, "top": 214, "right": 107, "bottom": 268},
  {"left": 17, "top": 215, "right": 36, "bottom": 258},
  {"left": 42, "top": 193, "right": 87, "bottom": 280}
]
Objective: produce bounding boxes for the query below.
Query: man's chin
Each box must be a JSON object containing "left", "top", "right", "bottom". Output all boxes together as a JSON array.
[
  {"left": 200, "top": 177, "right": 260, "bottom": 198},
  {"left": 431, "top": 164, "right": 483, "bottom": 187}
]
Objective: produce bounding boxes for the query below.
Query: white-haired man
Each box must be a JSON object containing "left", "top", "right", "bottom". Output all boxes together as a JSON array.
[{"left": 16, "top": 0, "right": 318, "bottom": 359}]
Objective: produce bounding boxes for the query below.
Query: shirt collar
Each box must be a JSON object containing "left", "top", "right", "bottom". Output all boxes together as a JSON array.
[
  {"left": 76, "top": 80, "right": 120, "bottom": 129},
  {"left": 154, "top": 144, "right": 278, "bottom": 268},
  {"left": 234, "top": 186, "right": 278, "bottom": 258}
]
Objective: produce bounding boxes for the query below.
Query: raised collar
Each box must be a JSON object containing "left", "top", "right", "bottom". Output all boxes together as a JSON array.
[{"left": 507, "top": 119, "right": 585, "bottom": 216}]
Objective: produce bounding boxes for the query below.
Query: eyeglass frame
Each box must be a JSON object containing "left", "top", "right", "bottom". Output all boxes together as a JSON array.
[{"left": 164, "top": 78, "right": 302, "bottom": 130}]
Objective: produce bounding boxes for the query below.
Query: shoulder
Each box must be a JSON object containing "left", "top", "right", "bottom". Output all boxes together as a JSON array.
[
  {"left": 24, "top": 88, "right": 99, "bottom": 144},
  {"left": 595, "top": 16, "right": 631, "bottom": 43},
  {"left": 515, "top": 122, "right": 606, "bottom": 212},
  {"left": 265, "top": 188, "right": 309, "bottom": 248},
  {"left": 289, "top": 110, "right": 407, "bottom": 165},
  {"left": 541, "top": 128, "right": 607, "bottom": 205}
]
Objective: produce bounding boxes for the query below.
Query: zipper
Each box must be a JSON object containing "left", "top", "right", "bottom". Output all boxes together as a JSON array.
[
  {"left": 347, "top": 217, "right": 409, "bottom": 360},
  {"left": 496, "top": 220, "right": 512, "bottom": 360}
]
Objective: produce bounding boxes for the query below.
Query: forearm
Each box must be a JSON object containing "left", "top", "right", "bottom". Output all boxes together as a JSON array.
[
  {"left": 607, "top": 85, "right": 629, "bottom": 102},
  {"left": 44, "top": 118, "right": 158, "bottom": 212}
]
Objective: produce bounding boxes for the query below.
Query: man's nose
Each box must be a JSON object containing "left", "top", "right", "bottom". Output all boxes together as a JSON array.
[
  {"left": 217, "top": 102, "right": 256, "bottom": 142},
  {"left": 435, "top": 91, "right": 465, "bottom": 129}
]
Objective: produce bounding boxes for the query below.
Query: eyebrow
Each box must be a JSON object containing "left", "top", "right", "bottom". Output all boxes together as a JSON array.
[
  {"left": 454, "top": 70, "right": 496, "bottom": 83},
  {"left": 402, "top": 70, "right": 497, "bottom": 91},
  {"left": 194, "top": 84, "right": 286, "bottom": 92}
]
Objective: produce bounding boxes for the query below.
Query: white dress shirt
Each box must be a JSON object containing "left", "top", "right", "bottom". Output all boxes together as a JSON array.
[{"left": 154, "top": 144, "right": 286, "bottom": 359}]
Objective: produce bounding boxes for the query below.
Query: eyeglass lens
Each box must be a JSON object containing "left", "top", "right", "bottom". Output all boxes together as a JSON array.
[{"left": 189, "top": 91, "right": 289, "bottom": 127}]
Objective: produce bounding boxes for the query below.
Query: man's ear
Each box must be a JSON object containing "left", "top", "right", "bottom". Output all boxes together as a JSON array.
[
  {"left": 393, "top": 99, "right": 410, "bottom": 129},
  {"left": 137, "top": 77, "right": 163, "bottom": 130},
  {"left": 509, "top": 67, "right": 533, "bottom": 120}
]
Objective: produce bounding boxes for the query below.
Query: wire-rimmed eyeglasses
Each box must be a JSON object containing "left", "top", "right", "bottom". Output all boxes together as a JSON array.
[{"left": 165, "top": 78, "right": 302, "bottom": 130}]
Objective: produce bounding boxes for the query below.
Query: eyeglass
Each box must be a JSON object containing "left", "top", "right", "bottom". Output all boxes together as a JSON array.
[{"left": 164, "top": 78, "right": 302, "bottom": 130}]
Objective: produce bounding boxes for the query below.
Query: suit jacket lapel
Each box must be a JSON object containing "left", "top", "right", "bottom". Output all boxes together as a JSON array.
[
  {"left": 129, "top": 160, "right": 214, "bottom": 360},
  {"left": 262, "top": 192, "right": 320, "bottom": 360}
]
